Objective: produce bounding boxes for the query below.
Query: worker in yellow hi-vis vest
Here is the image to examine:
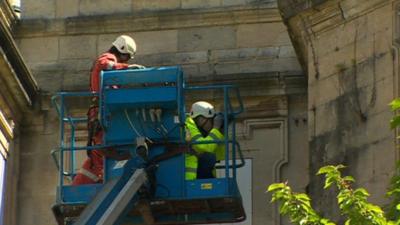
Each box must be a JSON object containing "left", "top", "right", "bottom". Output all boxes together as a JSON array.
[{"left": 185, "top": 101, "right": 225, "bottom": 180}]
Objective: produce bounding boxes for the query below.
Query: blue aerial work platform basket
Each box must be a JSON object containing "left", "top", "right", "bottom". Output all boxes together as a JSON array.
[{"left": 51, "top": 66, "right": 246, "bottom": 225}]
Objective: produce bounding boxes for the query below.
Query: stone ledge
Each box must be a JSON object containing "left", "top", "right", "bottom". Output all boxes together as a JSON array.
[
  {"left": 276, "top": 0, "right": 390, "bottom": 74},
  {"left": 0, "top": 1, "right": 17, "bottom": 30},
  {"left": 14, "top": 6, "right": 281, "bottom": 38},
  {"left": 0, "top": 1, "right": 38, "bottom": 113},
  {"left": 310, "top": 0, "right": 391, "bottom": 33},
  {"left": 291, "top": 0, "right": 389, "bottom": 35}
]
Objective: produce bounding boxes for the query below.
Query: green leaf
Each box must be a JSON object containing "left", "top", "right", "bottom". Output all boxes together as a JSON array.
[
  {"left": 320, "top": 218, "right": 336, "bottom": 225},
  {"left": 390, "top": 99, "right": 400, "bottom": 111},
  {"left": 324, "top": 176, "right": 335, "bottom": 189},
  {"left": 354, "top": 188, "right": 370, "bottom": 197},
  {"left": 366, "top": 204, "right": 383, "bottom": 213},
  {"left": 318, "top": 165, "right": 345, "bottom": 176},
  {"left": 317, "top": 166, "right": 336, "bottom": 175},
  {"left": 267, "top": 183, "right": 285, "bottom": 192},
  {"left": 338, "top": 194, "right": 346, "bottom": 204},
  {"left": 336, "top": 164, "right": 346, "bottom": 169},
  {"left": 279, "top": 201, "right": 290, "bottom": 214},
  {"left": 343, "top": 176, "right": 355, "bottom": 183},
  {"left": 391, "top": 116, "right": 400, "bottom": 129},
  {"left": 386, "top": 188, "right": 400, "bottom": 196},
  {"left": 396, "top": 204, "right": 400, "bottom": 211},
  {"left": 295, "top": 193, "right": 310, "bottom": 201}
]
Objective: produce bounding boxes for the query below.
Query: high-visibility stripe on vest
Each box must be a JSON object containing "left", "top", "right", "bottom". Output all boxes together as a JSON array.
[
  {"left": 185, "top": 154, "right": 198, "bottom": 180},
  {"left": 215, "top": 144, "right": 225, "bottom": 162},
  {"left": 80, "top": 168, "right": 101, "bottom": 182},
  {"left": 184, "top": 117, "right": 224, "bottom": 180}
]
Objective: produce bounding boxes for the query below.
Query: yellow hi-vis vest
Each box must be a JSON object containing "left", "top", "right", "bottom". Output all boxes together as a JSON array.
[{"left": 185, "top": 117, "right": 225, "bottom": 180}]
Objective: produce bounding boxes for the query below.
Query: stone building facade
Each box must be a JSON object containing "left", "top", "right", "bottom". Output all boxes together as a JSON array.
[
  {"left": 0, "top": 0, "right": 309, "bottom": 225},
  {"left": 278, "top": 0, "right": 400, "bottom": 221},
  {"left": 3, "top": 0, "right": 399, "bottom": 224},
  {"left": 0, "top": 1, "right": 38, "bottom": 225},
  {"left": 8, "top": 0, "right": 309, "bottom": 225},
  {"left": 4, "top": 0, "right": 399, "bottom": 224}
]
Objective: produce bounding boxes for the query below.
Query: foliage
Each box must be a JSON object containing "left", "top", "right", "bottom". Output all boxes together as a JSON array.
[
  {"left": 267, "top": 98, "right": 400, "bottom": 225},
  {"left": 390, "top": 98, "right": 400, "bottom": 129},
  {"left": 317, "top": 165, "right": 389, "bottom": 225},
  {"left": 268, "top": 182, "right": 335, "bottom": 225},
  {"left": 268, "top": 165, "right": 400, "bottom": 225},
  {"left": 387, "top": 161, "right": 400, "bottom": 220},
  {"left": 387, "top": 98, "right": 400, "bottom": 220}
]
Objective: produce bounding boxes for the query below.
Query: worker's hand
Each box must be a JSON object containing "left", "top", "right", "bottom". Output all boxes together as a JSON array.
[
  {"left": 128, "top": 64, "right": 146, "bottom": 69},
  {"left": 213, "top": 114, "right": 224, "bottom": 130}
]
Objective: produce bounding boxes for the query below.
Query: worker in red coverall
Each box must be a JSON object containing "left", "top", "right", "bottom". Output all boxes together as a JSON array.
[{"left": 72, "top": 35, "right": 145, "bottom": 185}]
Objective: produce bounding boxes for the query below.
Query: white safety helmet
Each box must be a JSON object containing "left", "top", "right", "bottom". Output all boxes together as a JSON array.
[
  {"left": 112, "top": 35, "right": 137, "bottom": 58},
  {"left": 190, "top": 101, "right": 216, "bottom": 119}
]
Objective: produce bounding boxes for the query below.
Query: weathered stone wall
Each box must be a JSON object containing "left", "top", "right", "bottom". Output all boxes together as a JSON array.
[
  {"left": 17, "top": 109, "right": 59, "bottom": 225},
  {"left": 20, "top": 0, "right": 276, "bottom": 19},
  {"left": 278, "top": 0, "right": 398, "bottom": 221},
  {"left": 0, "top": 2, "right": 38, "bottom": 225},
  {"left": 14, "top": 1, "right": 308, "bottom": 225},
  {"left": 14, "top": 7, "right": 301, "bottom": 93}
]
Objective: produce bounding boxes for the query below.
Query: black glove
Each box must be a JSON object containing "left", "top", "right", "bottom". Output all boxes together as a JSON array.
[{"left": 213, "top": 114, "right": 224, "bottom": 129}]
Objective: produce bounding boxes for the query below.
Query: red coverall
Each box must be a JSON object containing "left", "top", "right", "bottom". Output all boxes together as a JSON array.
[{"left": 72, "top": 52, "right": 129, "bottom": 185}]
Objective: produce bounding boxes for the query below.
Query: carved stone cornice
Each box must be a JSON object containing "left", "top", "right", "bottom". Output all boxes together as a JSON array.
[
  {"left": 0, "top": 1, "right": 38, "bottom": 120},
  {"left": 14, "top": 6, "right": 281, "bottom": 38},
  {"left": 304, "top": 0, "right": 390, "bottom": 34},
  {"left": 279, "top": 0, "right": 390, "bottom": 32},
  {"left": 276, "top": 0, "right": 392, "bottom": 73},
  {"left": 0, "top": 0, "right": 17, "bottom": 30}
]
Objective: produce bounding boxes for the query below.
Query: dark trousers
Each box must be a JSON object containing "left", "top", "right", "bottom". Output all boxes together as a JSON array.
[{"left": 197, "top": 152, "right": 217, "bottom": 179}]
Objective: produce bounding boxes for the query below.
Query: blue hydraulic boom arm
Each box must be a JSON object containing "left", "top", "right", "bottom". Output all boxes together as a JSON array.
[{"left": 51, "top": 66, "right": 246, "bottom": 225}]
